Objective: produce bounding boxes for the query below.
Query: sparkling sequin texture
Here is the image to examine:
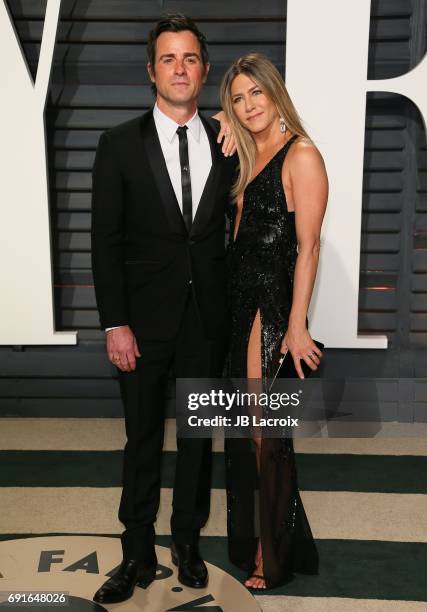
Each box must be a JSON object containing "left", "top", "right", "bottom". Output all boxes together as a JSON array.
[
  {"left": 225, "top": 137, "right": 298, "bottom": 386},
  {"left": 224, "top": 136, "right": 319, "bottom": 588}
]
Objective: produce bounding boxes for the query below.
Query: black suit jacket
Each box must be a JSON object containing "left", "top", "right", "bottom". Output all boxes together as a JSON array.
[{"left": 91, "top": 108, "right": 237, "bottom": 340}]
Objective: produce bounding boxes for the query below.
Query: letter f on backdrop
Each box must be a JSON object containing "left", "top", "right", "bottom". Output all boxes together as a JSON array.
[
  {"left": 286, "top": 0, "right": 427, "bottom": 348},
  {"left": 0, "top": 0, "right": 76, "bottom": 344}
]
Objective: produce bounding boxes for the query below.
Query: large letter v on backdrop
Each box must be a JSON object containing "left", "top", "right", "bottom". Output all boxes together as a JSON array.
[{"left": 0, "top": 0, "right": 77, "bottom": 345}]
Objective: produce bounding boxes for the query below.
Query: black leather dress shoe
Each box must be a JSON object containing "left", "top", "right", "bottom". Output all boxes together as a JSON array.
[
  {"left": 93, "top": 558, "right": 157, "bottom": 604},
  {"left": 171, "top": 541, "right": 208, "bottom": 588}
]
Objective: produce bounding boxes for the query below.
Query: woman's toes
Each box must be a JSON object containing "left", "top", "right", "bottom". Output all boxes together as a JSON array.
[{"left": 245, "top": 575, "right": 266, "bottom": 589}]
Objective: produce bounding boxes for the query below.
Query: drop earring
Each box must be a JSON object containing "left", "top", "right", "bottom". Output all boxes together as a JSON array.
[{"left": 279, "top": 117, "right": 286, "bottom": 133}]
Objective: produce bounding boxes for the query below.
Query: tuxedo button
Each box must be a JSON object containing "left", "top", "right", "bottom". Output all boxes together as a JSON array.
[{"left": 189, "top": 280, "right": 192, "bottom": 284}]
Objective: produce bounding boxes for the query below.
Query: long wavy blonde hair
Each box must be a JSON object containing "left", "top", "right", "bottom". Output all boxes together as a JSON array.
[{"left": 220, "top": 53, "right": 313, "bottom": 199}]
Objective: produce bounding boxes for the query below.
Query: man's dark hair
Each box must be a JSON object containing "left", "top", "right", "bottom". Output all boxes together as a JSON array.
[{"left": 147, "top": 14, "right": 209, "bottom": 94}]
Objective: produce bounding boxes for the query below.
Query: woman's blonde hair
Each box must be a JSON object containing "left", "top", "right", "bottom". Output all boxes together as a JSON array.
[{"left": 220, "top": 53, "right": 312, "bottom": 198}]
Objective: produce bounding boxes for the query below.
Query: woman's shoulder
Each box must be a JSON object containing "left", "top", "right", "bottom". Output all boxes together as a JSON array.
[
  {"left": 289, "top": 134, "right": 318, "bottom": 154},
  {"left": 286, "top": 135, "right": 325, "bottom": 172}
]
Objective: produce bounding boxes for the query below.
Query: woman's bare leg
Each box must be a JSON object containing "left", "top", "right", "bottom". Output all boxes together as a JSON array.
[{"left": 244, "top": 309, "right": 266, "bottom": 589}]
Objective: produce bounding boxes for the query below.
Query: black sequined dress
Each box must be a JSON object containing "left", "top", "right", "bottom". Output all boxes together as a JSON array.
[{"left": 224, "top": 135, "right": 319, "bottom": 588}]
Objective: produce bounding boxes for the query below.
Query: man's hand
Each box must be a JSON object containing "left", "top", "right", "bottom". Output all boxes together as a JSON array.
[
  {"left": 212, "top": 110, "right": 237, "bottom": 157},
  {"left": 106, "top": 325, "right": 141, "bottom": 372}
]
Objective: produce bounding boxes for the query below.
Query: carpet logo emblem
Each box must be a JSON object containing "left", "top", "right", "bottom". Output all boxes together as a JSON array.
[{"left": 0, "top": 536, "right": 260, "bottom": 611}]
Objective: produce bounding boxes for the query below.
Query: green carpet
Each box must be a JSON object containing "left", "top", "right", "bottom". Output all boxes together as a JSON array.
[
  {"left": 1, "top": 418, "right": 426, "bottom": 609},
  {"left": 1, "top": 450, "right": 426, "bottom": 493},
  {"left": 1, "top": 534, "right": 426, "bottom": 602}
]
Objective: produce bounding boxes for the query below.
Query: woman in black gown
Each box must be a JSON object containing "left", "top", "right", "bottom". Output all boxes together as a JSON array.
[{"left": 220, "top": 54, "right": 328, "bottom": 589}]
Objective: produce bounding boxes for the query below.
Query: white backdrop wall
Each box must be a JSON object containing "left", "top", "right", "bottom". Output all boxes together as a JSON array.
[{"left": 0, "top": 0, "right": 426, "bottom": 416}]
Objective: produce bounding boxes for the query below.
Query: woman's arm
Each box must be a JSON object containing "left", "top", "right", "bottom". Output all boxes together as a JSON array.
[
  {"left": 211, "top": 110, "right": 237, "bottom": 156},
  {"left": 281, "top": 142, "right": 328, "bottom": 378}
]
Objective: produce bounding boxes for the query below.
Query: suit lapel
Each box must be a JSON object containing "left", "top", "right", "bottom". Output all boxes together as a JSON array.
[
  {"left": 139, "top": 109, "right": 223, "bottom": 238},
  {"left": 190, "top": 114, "right": 223, "bottom": 238},
  {"left": 140, "top": 109, "right": 187, "bottom": 235}
]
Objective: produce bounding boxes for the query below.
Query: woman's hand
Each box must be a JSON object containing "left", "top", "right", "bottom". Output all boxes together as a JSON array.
[
  {"left": 280, "top": 327, "right": 322, "bottom": 379},
  {"left": 211, "top": 110, "right": 237, "bottom": 157}
]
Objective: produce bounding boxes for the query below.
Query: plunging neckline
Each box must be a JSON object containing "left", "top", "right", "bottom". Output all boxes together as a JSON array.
[
  {"left": 247, "top": 138, "right": 291, "bottom": 187},
  {"left": 232, "top": 135, "right": 297, "bottom": 244}
]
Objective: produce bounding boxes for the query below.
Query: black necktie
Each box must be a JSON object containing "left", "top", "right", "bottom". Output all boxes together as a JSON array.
[{"left": 176, "top": 126, "right": 193, "bottom": 232}]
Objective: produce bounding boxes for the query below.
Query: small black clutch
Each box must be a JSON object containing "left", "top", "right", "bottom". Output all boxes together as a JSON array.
[{"left": 269, "top": 339, "right": 324, "bottom": 390}]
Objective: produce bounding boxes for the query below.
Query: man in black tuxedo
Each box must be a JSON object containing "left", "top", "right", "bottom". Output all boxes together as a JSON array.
[{"left": 91, "top": 15, "right": 236, "bottom": 605}]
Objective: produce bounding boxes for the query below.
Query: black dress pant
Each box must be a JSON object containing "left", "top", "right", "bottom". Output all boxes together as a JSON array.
[{"left": 117, "top": 288, "right": 227, "bottom": 561}]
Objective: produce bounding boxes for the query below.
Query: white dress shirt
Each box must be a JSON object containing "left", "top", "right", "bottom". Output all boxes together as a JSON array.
[
  {"left": 153, "top": 103, "right": 212, "bottom": 215},
  {"left": 105, "top": 104, "right": 212, "bottom": 332}
]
